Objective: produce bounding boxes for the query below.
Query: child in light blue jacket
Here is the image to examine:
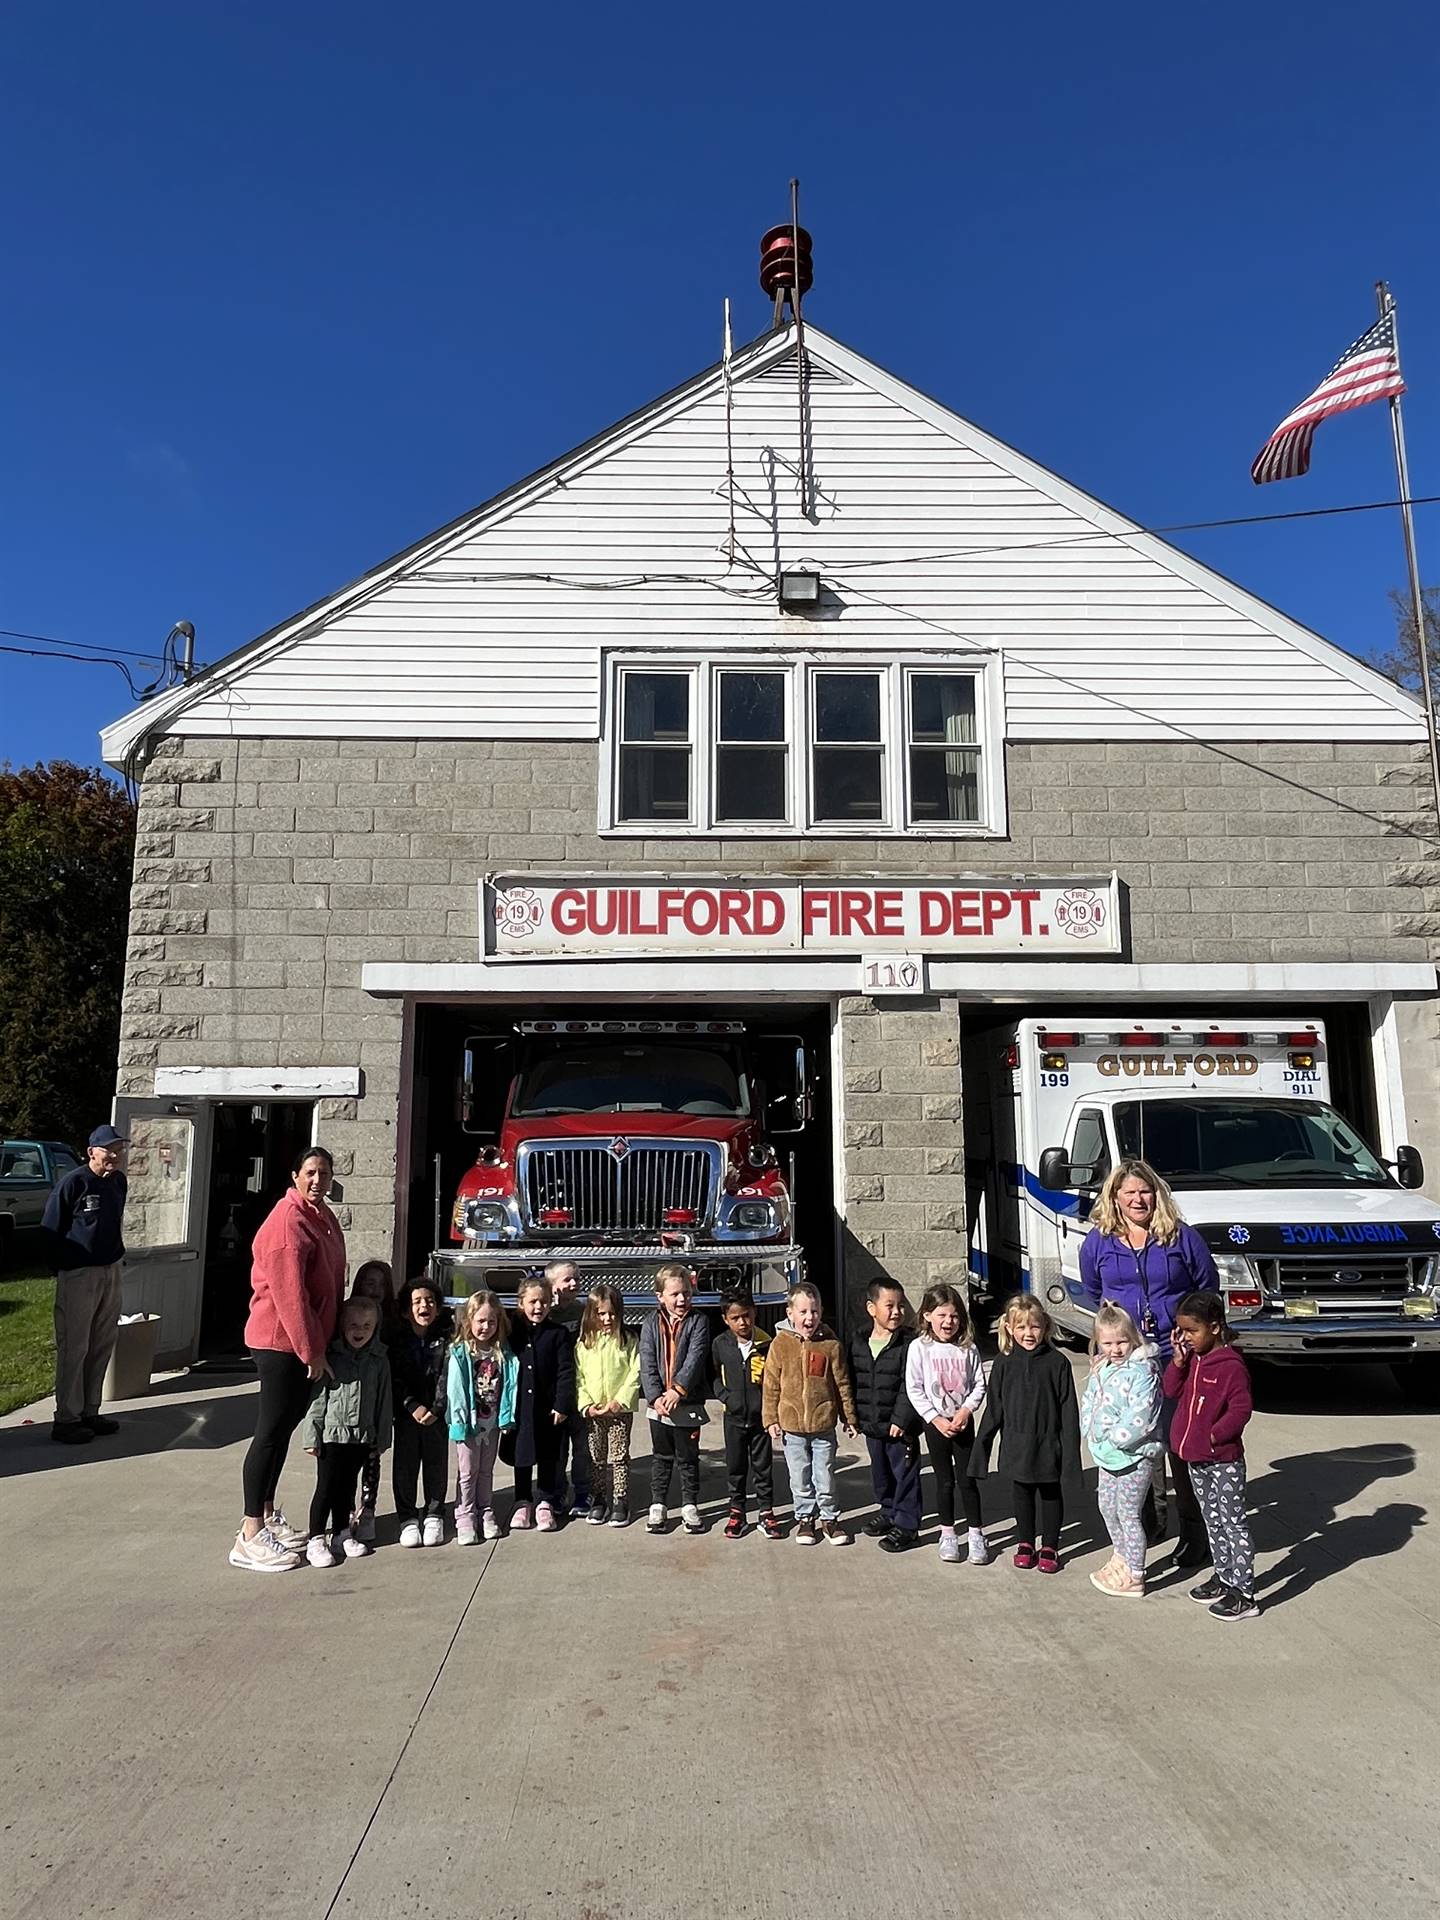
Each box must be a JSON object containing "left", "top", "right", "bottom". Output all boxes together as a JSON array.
[
  {"left": 1080, "top": 1302, "right": 1163, "bottom": 1599},
  {"left": 446, "top": 1290, "right": 519, "bottom": 1545}
]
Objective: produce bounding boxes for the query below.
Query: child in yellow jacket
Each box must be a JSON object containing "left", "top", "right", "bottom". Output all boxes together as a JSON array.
[
  {"left": 762, "top": 1281, "right": 858, "bottom": 1546},
  {"left": 574, "top": 1284, "right": 642, "bottom": 1527}
]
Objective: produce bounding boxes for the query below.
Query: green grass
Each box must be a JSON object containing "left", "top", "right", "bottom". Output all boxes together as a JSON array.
[{"left": 0, "top": 1256, "right": 55, "bottom": 1417}]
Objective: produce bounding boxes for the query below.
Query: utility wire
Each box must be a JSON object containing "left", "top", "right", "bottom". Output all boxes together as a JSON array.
[
  {"left": 0, "top": 640, "right": 148, "bottom": 700},
  {"left": 0, "top": 625, "right": 166, "bottom": 663}
]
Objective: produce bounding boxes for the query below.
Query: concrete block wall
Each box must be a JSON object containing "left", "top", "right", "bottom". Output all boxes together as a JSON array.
[{"left": 117, "top": 732, "right": 1440, "bottom": 1282}]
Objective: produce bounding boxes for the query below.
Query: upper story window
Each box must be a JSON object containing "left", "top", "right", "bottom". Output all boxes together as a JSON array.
[{"left": 604, "top": 654, "right": 1003, "bottom": 836}]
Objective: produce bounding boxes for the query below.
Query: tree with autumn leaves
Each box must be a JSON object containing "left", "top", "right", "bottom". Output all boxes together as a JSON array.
[{"left": 0, "top": 764, "right": 136, "bottom": 1146}]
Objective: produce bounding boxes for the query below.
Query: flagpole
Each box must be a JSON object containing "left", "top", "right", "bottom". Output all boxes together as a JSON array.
[{"left": 1376, "top": 281, "right": 1440, "bottom": 832}]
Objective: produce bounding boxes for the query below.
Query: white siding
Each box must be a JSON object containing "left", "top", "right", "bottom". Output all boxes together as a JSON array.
[{"left": 116, "top": 328, "right": 1423, "bottom": 751}]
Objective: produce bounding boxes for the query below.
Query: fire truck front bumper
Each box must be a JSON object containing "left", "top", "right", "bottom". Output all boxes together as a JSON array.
[{"left": 429, "top": 1241, "right": 803, "bottom": 1307}]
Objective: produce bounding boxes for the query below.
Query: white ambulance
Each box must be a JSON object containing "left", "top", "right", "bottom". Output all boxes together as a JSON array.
[{"left": 963, "top": 1017, "right": 1440, "bottom": 1385}]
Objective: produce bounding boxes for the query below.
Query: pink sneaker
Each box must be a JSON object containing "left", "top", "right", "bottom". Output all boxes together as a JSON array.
[
  {"left": 535, "top": 1501, "right": 557, "bottom": 1533},
  {"left": 511, "top": 1501, "right": 534, "bottom": 1531}
]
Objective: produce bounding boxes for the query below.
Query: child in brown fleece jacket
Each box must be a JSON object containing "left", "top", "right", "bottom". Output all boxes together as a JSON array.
[{"left": 762, "top": 1281, "right": 859, "bottom": 1546}]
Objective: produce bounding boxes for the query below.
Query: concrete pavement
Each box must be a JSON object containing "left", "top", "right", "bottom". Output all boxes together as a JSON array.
[{"left": 1, "top": 1357, "right": 1437, "bottom": 1920}]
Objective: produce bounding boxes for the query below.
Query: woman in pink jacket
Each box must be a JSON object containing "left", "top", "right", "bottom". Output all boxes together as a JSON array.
[{"left": 229, "top": 1145, "right": 347, "bottom": 1574}]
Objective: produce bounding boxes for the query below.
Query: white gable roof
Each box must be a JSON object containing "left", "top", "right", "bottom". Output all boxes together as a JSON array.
[{"left": 102, "top": 323, "right": 1423, "bottom": 765}]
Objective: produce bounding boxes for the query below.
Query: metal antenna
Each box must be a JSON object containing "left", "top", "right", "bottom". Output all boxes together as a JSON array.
[{"left": 790, "top": 178, "right": 813, "bottom": 518}]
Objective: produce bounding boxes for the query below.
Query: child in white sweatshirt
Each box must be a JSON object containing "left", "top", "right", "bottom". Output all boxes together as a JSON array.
[{"left": 905, "top": 1283, "right": 989, "bottom": 1566}]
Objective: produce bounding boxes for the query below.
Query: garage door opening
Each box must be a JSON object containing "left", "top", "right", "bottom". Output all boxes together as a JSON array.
[{"left": 403, "top": 1000, "right": 837, "bottom": 1308}]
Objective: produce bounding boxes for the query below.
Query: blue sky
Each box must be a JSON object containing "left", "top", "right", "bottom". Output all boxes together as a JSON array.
[{"left": 4, "top": 1, "right": 1438, "bottom": 768}]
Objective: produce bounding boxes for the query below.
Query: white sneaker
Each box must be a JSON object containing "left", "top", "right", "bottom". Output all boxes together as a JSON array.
[
  {"left": 646, "top": 1504, "right": 667, "bottom": 1533},
  {"left": 229, "top": 1528, "right": 301, "bottom": 1573},
  {"left": 938, "top": 1528, "right": 962, "bottom": 1564},
  {"left": 422, "top": 1516, "right": 445, "bottom": 1548},
  {"left": 306, "top": 1535, "right": 337, "bottom": 1568},
  {"left": 968, "top": 1528, "right": 993, "bottom": 1566},
  {"left": 266, "top": 1510, "right": 308, "bottom": 1551},
  {"left": 399, "top": 1520, "right": 423, "bottom": 1549},
  {"left": 456, "top": 1525, "right": 479, "bottom": 1546},
  {"left": 354, "top": 1509, "right": 377, "bottom": 1544},
  {"left": 681, "top": 1504, "right": 705, "bottom": 1534},
  {"left": 336, "top": 1529, "right": 369, "bottom": 1559},
  {"left": 482, "top": 1509, "right": 501, "bottom": 1541}
]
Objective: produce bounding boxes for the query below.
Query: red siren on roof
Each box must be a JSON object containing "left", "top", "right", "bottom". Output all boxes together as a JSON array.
[{"left": 759, "top": 222, "right": 813, "bottom": 305}]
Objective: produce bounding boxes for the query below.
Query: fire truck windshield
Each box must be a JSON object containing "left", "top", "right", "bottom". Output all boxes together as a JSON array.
[
  {"left": 1114, "top": 1098, "right": 1391, "bottom": 1189},
  {"left": 510, "top": 1043, "right": 750, "bottom": 1117}
]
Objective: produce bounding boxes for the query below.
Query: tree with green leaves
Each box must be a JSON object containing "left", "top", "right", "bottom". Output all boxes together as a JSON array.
[{"left": 0, "top": 763, "right": 136, "bottom": 1146}]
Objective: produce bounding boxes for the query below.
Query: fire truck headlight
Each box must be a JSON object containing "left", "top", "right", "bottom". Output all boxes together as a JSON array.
[
  {"left": 463, "top": 1201, "right": 509, "bottom": 1236},
  {"left": 732, "top": 1201, "right": 778, "bottom": 1232}
]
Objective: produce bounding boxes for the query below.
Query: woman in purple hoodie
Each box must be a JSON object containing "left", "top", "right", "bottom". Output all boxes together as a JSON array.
[{"left": 1078, "top": 1158, "right": 1218, "bottom": 1567}]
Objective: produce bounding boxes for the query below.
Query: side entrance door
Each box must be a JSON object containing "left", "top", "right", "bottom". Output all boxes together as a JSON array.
[{"left": 112, "top": 1097, "right": 214, "bottom": 1369}]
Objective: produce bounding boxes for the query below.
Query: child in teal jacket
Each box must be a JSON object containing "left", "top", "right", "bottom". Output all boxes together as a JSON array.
[
  {"left": 447, "top": 1290, "right": 519, "bottom": 1543},
  {"left": 1081, "top": 1303, "right": 1162, "bottom": 1600}
]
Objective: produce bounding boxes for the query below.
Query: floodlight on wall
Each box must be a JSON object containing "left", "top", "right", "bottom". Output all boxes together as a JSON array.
[{"left": 777, "top": 570, "right": 821, "bottom": 612}]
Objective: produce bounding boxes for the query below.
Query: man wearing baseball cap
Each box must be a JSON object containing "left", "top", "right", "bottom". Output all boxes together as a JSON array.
[{"left": 42, "top": 1123, "right": 130, "bottom": 1444}]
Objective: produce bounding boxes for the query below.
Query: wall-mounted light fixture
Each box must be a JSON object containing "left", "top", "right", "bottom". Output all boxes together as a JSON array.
[{"left": 777, "top": 570, "right": 821, "bottom": 612}]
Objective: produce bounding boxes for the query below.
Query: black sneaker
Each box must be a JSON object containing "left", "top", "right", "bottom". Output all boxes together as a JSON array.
[
  {"left": 1209, "top": 1588, "right": 1261, "bottom": 1622},
  {"left": 877, "top": 1528, "right": 919, "bottom": 1553},
  {"left": 51, "top": 1421, "right": 94, "bottom": 1446},
  {"left": 862, "top": 1514, "right": 891, "bottom": 1537},
  {"left": 84, "top": 1414, "right": 120, "bottom": 1437},
  {"left": 1189, "top": 1576, "right": 1226, "bottom": 1604}
]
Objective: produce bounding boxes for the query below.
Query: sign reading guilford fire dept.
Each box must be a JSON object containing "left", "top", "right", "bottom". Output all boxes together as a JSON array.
[{"left": 482, "top": 874, "right": 1122, "bottom": 959}]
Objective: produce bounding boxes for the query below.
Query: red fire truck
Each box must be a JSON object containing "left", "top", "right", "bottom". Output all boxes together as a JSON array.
[{"left": 430, "top": 1020, "right": 807, "bottom": 1303}]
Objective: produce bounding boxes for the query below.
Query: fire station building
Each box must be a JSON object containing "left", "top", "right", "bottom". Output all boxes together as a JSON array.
[{"left": 100, "top": 316, "right": 1440, "bottom": 1364}]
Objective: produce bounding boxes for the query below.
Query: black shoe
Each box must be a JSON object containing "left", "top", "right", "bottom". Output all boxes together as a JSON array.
[
  {"left": 862, "top": 1514, "right": 892, "bottom": 1538},
  {"left": 84, "top": 1414, "right": 120, "bottom": 1436},
  {"left": 1189, "top": 1576, "right": 1226, "bottom": 1604},
  {"left": 51, "top": 1422, "right": 94, "bottom": 1446},
  {"left": 877, "top": 1528, "right": 919, "bottom": 1554},
  {"left": 1173, "top": 1546, "right": 1210, "bottom": 1571},
  {"left": 1209, "top": 1588, "right": 1261, "bottom": 1622}
]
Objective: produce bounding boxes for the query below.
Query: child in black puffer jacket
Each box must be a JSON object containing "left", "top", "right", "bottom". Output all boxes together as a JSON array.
[{"left": 390, "top": 1278, "right": 455, "bottom": 1547}]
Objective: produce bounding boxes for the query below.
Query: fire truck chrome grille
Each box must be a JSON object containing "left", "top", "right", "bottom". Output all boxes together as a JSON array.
[
  {"left": 519, "top": 1142, "right": 720, "bottom": 1235},
  {"left": 1257, "top": 1253, "right": 1424, "bottom": 1314}
]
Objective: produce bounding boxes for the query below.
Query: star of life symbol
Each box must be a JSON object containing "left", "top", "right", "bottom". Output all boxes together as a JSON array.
[
  {"left": 1052, "top": 888, "right": 1107, "bottom": 941},
  {"left": 494, "top": 886, "right": 543, "bottom": 942},
  {"left": 608, "top": 1138, "right": 630, "bottom": 1161},
  {"left": 1432, "top": 1222, "right": 1440, "bottom": 1242},
  {"left": 1227, "top": 1225, "right": 1251, "bottom": 1246}
]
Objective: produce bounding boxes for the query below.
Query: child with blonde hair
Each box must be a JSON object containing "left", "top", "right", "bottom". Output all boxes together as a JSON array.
[
  {"left": 509, "top": 1276, "right": 574, "bottom": 1532},
  {"left": 970, "top": 1294, "right": 1079, "bottom": 1573},
  {"left": 639, "top": 1263, "right": 710, "bottom": 1534},
  {"left": 301, "top": 1295, "right": 392, "bottom": 1567},
  {"left": 575, "top": 1284, "right": 641, "bottom": 1527},
  {"left": 762, "top": 1281, "right": 858, "bottom": 1547},
  {"left": 446, "top": 1289, "right": 517, "bottom": 1543},
  {"left": 1081, "top": 1302, "right": 1163, "bottom": 1598},
  {"left": 905, "top": 1282, "right": 989, "bottom": 1566}
]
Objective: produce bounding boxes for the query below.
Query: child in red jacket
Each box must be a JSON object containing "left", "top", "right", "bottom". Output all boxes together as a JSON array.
[{"left": 1164, "top": 1291, "right": 1258, "bottom": 1621}]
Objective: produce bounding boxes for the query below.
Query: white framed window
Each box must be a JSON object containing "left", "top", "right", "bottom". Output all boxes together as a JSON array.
[{"left": 601, "top": 652, "right": 1004, "bottom": 837}]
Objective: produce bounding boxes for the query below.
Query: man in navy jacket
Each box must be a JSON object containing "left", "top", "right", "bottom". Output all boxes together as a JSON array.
[{"left": 42, "top": 1124, "right": 129, "bottom": 1444}]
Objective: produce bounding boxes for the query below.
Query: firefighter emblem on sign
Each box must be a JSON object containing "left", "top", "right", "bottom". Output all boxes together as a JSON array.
[
  {"left": 493, "top": 886, "right": 543, "bottom": 942},
  {"left": 1053, "top": 888, "right": 1108, "bottom": 941}
]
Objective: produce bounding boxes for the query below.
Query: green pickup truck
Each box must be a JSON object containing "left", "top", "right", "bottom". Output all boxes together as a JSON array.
[{"left": 0, "top": 1138, "right": 83, "bottom": 1267}]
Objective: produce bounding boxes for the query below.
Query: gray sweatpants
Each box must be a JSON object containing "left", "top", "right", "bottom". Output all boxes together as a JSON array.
[
  {"left": 53, "top": 1262, "right": 124, "bottom": 1424},
  {"left": 1189, "top": 1459, "right": 1255, "bottom": 1596}
]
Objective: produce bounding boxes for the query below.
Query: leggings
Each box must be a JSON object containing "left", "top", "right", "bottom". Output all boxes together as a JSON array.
[
  {"left": 649, "top": 1422, "right": 701, "bottom": 1508},
  {"left": 513, "top": 1432, "right": 565, "bottom": 1509},
  {"left": 358, "top": 1446, "right": 381, "bottom": 1515},
  {"left": 242, "top": 1348, "right": 314, "bottom": 1519},
  {"left": 1097, "top": 1463, "right": 1150, "bottom": 1576},
  {"left": 586, "top": 1413, "right": 633, "bottom": 1511},
  {"left": 456, "top": 1431, "right": 501, "bottom": 1531},
  {"left": 1012, "top": 1479, "right": 1063, "bottom": 1551},
  {"left": 309, "top": 1442, "right": 369, "bottom": 1537},
  {"left": 924, "top": 1425, "right": 982, "bottom": 1530},
  {"left": 393, "top": 1415, "right": 450, "bottom": 1521},
  {"left": 1189, "top": 1460, "right": 1255, "bottom": 1596}
]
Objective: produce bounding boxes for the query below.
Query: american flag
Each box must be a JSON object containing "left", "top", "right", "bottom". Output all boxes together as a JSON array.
[{"left": 1251, "top": 311, "right": 1405, "bottom": 484}]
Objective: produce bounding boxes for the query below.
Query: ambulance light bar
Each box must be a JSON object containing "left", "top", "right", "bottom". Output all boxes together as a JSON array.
[
  {"left": 1037, "top": 1027, "right": 1323, "bottom": 1049},
  {"left": 517, "top": 1020, "right": 745, "bottom": 1036}
]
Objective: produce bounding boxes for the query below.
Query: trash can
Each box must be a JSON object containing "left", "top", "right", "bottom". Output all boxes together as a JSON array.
[{"left": 103, "top": 1313, "right": 162, "bottom": 1401}]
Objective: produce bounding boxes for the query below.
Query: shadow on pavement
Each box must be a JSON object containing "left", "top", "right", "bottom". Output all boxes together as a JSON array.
[
  {"left": 0, "top": 1378, "right": 258, "bottom": 1480},
  {"left": 1248, "top": 1443, "right": 1423, "bottom": 1607}
]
